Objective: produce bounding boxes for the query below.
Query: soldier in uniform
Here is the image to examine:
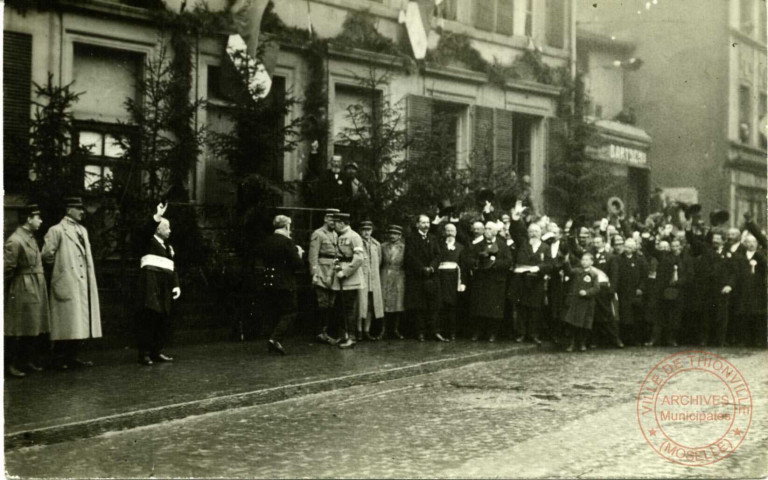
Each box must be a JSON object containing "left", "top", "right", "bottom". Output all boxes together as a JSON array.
[
  {"left": 438, "top": 223, "right": 467, "bottom": 341},
  {"left": 135, "top": 203, "right": 180, "bottom": 365},
  {"left": 563, "top": 251, "right": 601, "bottom": 352},
  {"left": 358, "top": 221, "right": 384, "bottom": 341},
  {"left": 331, "top": 213, "right": 365, "bottom": 349},
  {"left": 42, "top": 197, "right": 101, "bottom": 369},
  {"left": 4, "top": 204, "right": 50, "bottom": 377},
  {"left": 379, "top": 225, "right": 406, "bottom": 339},
  {"left": 468, "top": 221, "right": 513, "bottom": 341},
  {"left": 259, "top": 215, "right": 305, "bottom": 355},
  {"left": 615, "top": 238, "right": 648, "bottom": 346},
  {"left": 309, "top": 208, "right": 339, "bottom": 344},
  {"left": 404, "top": 214, "right": 447, "bottom": 342}
]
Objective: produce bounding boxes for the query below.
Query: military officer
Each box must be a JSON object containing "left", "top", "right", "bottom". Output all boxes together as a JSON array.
[
  {"left": 309, "top": 208, "right": 339, "bottom": 344},
  {"left": 4, "top": 204, "right": 50, "bottom": 377},
  {"left": 331, "top": 212, "right": 365, "bottom": 348}
]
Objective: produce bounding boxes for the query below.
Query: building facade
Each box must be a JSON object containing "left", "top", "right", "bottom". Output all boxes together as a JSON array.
[{"left": 576, "top": 0, "right": 767, "bottom": 228}]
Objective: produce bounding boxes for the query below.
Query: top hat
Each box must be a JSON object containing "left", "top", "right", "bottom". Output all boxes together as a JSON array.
[
  {"left": 65, "top": 197, "right": 85, "bottom": 209},
  {"left": 684, "top": 204, "right": 702, "bottom": 220},
  {"left": 387, "top": 225, "right": 403, "bottom": 235},
  {"left": 332, "top": 212, "right": 351, "bottom": 222},
  {"left": 477, "top": 189, "right": 495, "bottom": 205},
  {"left": 710, "top": 209, "right": 730, "bottom": 226},
  {"left": 438, "top": 199, "right": 455, "bottom": 217},
  {"left": 359, "top": 220, "right": 374, "bottom": 230}
]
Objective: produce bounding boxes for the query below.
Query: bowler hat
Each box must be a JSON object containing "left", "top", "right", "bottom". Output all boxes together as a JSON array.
[
  {"left": 359, "top": 220, "right": 374, "bottom": 230},
  {"left": 438, "top": 199, "right": 455, "bottom": 216},
  {"left": 710, "top": 209, "right": 730, "bottom": 226},
  {"left": 683, "top": 204, "right": 702, "bottom": 220},
  {"left": 387, "top": 225, "right": 403, "bottom": 235},
  {"left": 65, "top": 197, "right": 84, "bottom": 209}
]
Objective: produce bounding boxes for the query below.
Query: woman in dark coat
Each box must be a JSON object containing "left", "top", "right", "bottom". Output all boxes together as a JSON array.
[{"left": 564, "top": 252, "right": 601, "bottom": 352}]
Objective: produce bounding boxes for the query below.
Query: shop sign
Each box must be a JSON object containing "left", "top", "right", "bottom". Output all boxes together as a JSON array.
[{"left": 596, "top": 143, "right": 648, "bottom": 167}]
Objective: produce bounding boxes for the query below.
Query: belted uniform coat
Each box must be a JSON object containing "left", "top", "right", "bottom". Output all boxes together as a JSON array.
[{"left": 4, "top": 226, "right": 50, "bottom": 336}]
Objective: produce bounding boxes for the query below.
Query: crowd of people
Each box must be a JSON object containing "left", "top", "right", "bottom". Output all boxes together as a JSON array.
[{"left": 260, "top": 196, "right": 768, "bottom": 355}]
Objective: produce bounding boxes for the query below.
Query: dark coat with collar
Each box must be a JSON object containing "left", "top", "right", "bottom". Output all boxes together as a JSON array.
[
  {"left": 616, "top": 253, "right": 648, "bottom": 325},
  {"left": 258, "top": 232, "right": 304, "bottom": 292},
  {"left": 513, "top": 240, "right": 551, "bottom": 308},
  {"left": 468, "top": 236, "right": 513, "bottom": 319},
  {"left": 404, "top": 231, "right": 442, "bottom": 310},
  {"left": 438, "top": 239, "right": 467, "bottom": 307},
  {"left": 735, "top": 249, "right": 767, "bottom": 315},
  {"left": 137, "top": 219, "right": 180, "bottom": 315}
]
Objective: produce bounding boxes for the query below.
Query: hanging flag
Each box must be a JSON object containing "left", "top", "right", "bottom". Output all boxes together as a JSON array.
[
  {"left": 399, "top": 1, "right": 429, "bottom": 59},
  {"left": 229, "top": 0, "right": 271, "bottom": 56},
  {"left": 226, "top": 34, "right": 272, "bottom": 99}
]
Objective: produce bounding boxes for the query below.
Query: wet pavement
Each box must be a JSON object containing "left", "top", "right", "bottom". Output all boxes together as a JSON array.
[
  {"left": 6, "top": 346, "right": 766, "bottom": 478},
  {"left": 4, "top": 337, "right": 535, "bottom": 448}
]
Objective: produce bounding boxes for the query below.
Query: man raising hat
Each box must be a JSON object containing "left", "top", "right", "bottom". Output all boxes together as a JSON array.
[
  {"left": 4, "top": 204, "right": 50, "bottom": 377},
  {"left": 42, "top": 197, "right": 102, "bottom": 368}
]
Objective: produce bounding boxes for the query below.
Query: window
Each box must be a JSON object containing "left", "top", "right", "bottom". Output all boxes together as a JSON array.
[
  {"left": 77, "top": 127, "right": 130, "bottom": 192},
  {"left": 473, "top": 0, "right": 531, "bottom": 36},
  {"left": 545, "top": 0, "right": 565, "bottom": 48},
  {"left": 433, "top": 101, "right": 468, "bottom": 167},
  {"left": 513, "top": 114, "right": 534, "bottom": 176},
  {"left": 739, "top": 85, "right": 752, "bottom": 144},
  {"left": 759, "top": 93, "right": 767, "bottom": 149},
  {"left": 736, "top": 187, "right": 767, "bottom": 228},
  {"left": 3, "top": 31, "right": 32, "bottom": 190},
  {"left": 741, "top": 0, "right": 755, "bottom": 34}
]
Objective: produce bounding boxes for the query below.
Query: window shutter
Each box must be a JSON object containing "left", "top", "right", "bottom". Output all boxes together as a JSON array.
[
  {"left": 473, "top": 106, "right": 494, "bottom": 161},
  {"left": 495, "top": 109, "right": 513, "bottom": 167},
  {"left": 546, "top": 0, "right": 565, "bottom": 48},
  {"left": 474, "top": 0, "right": 496, "bottom": 32},
  {"left": 497, "top": 0, "right": 515, "bottom": 35},
  {"left": 3, "top": 31, "right": 32, "bottom": 189},
  {"left": 407, "top": 95, "right": 433, "bottom": 161}
]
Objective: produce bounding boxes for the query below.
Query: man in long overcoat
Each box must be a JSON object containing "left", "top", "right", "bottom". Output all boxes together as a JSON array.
[
  {"left": 512, "top": 222, "right": 551, "bottom": 345},
  {"left": 358, "top": 221, "right": 384, "bottom": 340},
  {"left": 135, "top": 203, "right": 180, "bottom": 365},
  {"left": 405, "top": 214, "right": 447, "bottom": 342},
  {"left": 42, "top": 197, "right": 101, "bottom": 368},
  {"left": 4, "top": 204, "right": 50, "bottom": 377},
  {"left": 379, "top": 225, "right": 406, "bottom": 339},
  {"left": 734, "top": 234, "right": 767, "bottom": 347},
  {"left": 438, "top": 223, "right": 467, "bottom": 340},
  {"left": 615, "top": 238, "right": 648, "bottom": 346},
  {"left": 468, "top": 221, "right": 512, "bottom": 341}
]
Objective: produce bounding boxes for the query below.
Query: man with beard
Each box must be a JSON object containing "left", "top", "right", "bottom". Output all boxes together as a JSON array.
[
  {"left": 512, "top": 222, "right": 550, "bottom": 345},
  {"left": 615, "top": 238, "right": 648, "bottom": 346},
  {"left": 468, "top": 221, "right": 512, "bottom": 341}
]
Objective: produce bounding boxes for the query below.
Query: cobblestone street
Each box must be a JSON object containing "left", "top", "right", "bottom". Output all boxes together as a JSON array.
[{"left": 6, "top": 347, "right": 767, "bottom": 478}]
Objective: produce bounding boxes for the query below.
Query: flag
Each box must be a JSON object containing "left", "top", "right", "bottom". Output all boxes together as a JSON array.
[{"left": 228, "top": 0, "right": 271, "bottom": 60}]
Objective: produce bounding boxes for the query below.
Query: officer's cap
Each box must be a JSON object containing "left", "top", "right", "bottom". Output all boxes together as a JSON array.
[
  {"left": 387, "top": 225, "right": 403, "bottom": 235},
  {"left": 332, "top": 212, "right": 351, "bottom": 222}
]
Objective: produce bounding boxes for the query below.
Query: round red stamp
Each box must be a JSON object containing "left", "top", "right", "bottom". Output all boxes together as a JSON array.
[{"left": 636, "top": 350, "right": 752, "bottom": 467}]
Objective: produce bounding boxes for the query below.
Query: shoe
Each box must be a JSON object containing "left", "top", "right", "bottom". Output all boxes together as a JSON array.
[
  {"left": 25, "top": 362, "right": 43, "bottom": 372},
  {"left": 70, "top": 358, "right": 94, "bottom": 368},
  {"left": 327, "top": 336, "right": 340, "bottom": 346},
  {"left": 316, "top": 333, "right": 330, "bottom": 344},
  {"left": 616, "top": 341, "right": 625, "bottom": 349},
  {"left": 532, "top": 337, "right": 542, "bottom": 346},
  {"left": 515, "top": 336, "right": 525, "bottom": 343},
  {"left": 435, "top": 333, "right": 449, "bottom": 342},
  {"left": 579, "top": 344, "right": 587, "bottom": 352},
  {"left": 565, "top": 343, "right": 574, "bottom": 353},
  {"left": 471, "top": 335, "right": 479, "bottom": 342},
  {"left": 418, "top": 334, "right": 425, "bottom": 342},
  {"left": 355, "top": 331, "right": 363, "bottom": 341},
  {"left": 7, "top": 365, "right": 26, "bottom": 378},
  {"left": 152, "top": 353, "right": 174, "bottom": 362},
  {"left": 393, "top": 330, "right": 404, "bottom": 340},
  {"left": 338, "top": 338, "right": 356, "bottom": 349},
  {"left": 365, "top": 332, "right": 377, "bottom": 341},
  {"left": 267, "top": 340, "right": 286, "bottom": 355},
  {"left": 450, "top": 334, "right": 456, "bottom": 341},
  {"left": 138, "top": 355, "right": 154, "bottom": 366},
  {"left": 488, "top": 335, "right": 496, "bottom": 343}
]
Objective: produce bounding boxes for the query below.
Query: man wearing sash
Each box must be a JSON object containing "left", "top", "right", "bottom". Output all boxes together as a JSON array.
[{"left": 136, "top": 203, "right": 180, "bottom": 365}]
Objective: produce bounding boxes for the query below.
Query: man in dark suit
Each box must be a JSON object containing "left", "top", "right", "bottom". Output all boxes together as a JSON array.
[
  {"left": 468, "top": 221, "right": 513, "bottom": 341},
  {"left": 591, "top": 235, "right": 624, "bottom": 348},
  {"left": 702, "top": 232, "right": 737, "bottom": 346},
  {"left": 615, "top": 238, "right": 648, "bottom": 346},
  {"left": 405, "top": 214, "right": 447, "bottom": 342},
  {"left": 542, "top": 223, "right": 568, "bottom": 344},
  {"left": 438, "top": 223, "right": 467, "bottom": 341},
  {"left": 258, "top": 215, "right": 305, "bottom": 355},
  {"left": 136, "top": 203, "right": 180, "bottom": 366},
  {"left": 512, "top": 222, "right": 551, "bottom": 345},
  {"left": 650, "top": 239, "right": 688, "bottom": 347},
  {"left": 734, "top": 234, "right": 767, "bottom": 347}
]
